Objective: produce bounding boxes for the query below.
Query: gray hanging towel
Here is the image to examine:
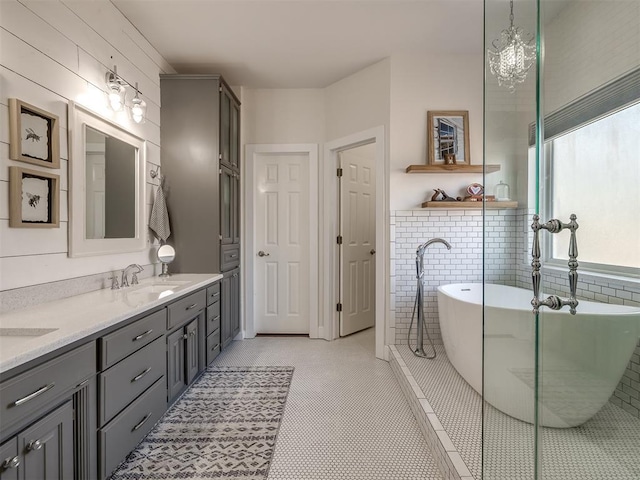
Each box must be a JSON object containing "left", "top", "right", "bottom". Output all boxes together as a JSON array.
[{"left": 149, "top": 182, "right": 171, "bottom": 242}]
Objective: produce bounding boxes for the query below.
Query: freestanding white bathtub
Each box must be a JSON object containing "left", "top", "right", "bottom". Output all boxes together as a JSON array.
[{"left": 437, "top": 283, "right": 640, "bottom": 428}]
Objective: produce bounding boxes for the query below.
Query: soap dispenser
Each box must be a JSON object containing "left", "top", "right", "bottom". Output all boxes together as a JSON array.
[{"left": 495, "top": 181, "right": 510, "bottom": 201}]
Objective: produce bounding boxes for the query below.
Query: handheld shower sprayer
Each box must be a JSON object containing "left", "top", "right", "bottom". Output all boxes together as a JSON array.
[{"left": 409, "top": 238, "right": 452, "bottom": 359}]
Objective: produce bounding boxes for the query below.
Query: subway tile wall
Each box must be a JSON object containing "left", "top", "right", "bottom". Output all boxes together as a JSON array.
[
  {"left": 391, "top": 208, "right": 640, "bottom": 419},
  {"left": 390, "top": 209, "right": 519, "bottom": 347}
]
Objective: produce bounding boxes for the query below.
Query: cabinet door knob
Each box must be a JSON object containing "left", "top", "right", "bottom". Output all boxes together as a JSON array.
[
  {"left": 2, "top": 456, "right": 20, "bottom": 469},
  {"left": 27, "top": 440, "right": 43, "bottom": 451},
  {"left": 370, "top": 249, "right": 376, "bottom": 255}
]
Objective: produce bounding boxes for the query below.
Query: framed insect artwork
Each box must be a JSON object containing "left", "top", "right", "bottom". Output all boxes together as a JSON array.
[
  {"left": 9, "top": 167, "right": 60, "bottom": 228},
  {"left": 9, "top": 98, "right": 61, "bottom": 169}
]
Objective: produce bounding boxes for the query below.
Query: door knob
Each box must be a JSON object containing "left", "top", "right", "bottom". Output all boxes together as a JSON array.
[
  {"left": 258, "top": 251, "right": 270, "bottom": 257},
  {"left": 370, "top": 249, "right": 376, "bottom": 255}
]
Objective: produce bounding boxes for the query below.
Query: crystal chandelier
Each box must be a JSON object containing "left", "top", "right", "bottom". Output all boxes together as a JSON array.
[{"left": 487, "top": 0, "right": 536, "bottom": 92}]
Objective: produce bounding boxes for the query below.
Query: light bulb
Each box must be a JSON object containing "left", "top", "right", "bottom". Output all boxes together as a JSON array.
[
  {"left": 108, "top": 87, "right": 125, "bottom": 111},
  {"left": 131, "top": 85, "right": 146, "bottom": 124}
]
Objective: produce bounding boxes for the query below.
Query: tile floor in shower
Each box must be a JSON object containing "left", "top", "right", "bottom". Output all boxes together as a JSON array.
[
  {"left": 214, "top": 328, "right": 443, "bottom": 480},
  {"left": 397, "top": 344, "right": 640, "bottom": 480}
]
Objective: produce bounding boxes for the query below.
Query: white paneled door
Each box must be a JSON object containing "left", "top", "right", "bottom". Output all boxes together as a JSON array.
[
  {"left": 339, "top": 147, "right": 376, "bottom": 336},
  {"left": 254, "top": 153, "right": 310, "bottom": 334}
]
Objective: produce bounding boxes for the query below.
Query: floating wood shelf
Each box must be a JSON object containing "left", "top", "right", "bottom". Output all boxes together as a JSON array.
[
  {"left": 421, "top": 201, "right": 518, "bottom": 209},
  {"left": 405, "top": 164, "right": 501, "bottom": 174}
]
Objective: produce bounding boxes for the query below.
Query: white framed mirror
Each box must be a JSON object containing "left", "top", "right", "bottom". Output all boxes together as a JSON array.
[{"left": 68, "top": 102, "right": 146, "bottom": 257}]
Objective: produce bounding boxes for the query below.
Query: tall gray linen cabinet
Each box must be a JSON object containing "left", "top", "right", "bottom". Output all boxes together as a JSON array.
[{"left": 160, "top": 74, "right": 241, "bottom": 349}]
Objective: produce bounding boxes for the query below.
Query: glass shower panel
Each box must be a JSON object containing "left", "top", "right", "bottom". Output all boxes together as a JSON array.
[
  {"left": 482, "top": 0, "right": 538, "bottom": 478},
  {"left": 537, "top": 0, "right": 640, "bottom": 478}
]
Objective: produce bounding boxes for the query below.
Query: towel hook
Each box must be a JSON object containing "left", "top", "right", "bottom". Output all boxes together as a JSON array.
[{"left": 150, "top": 165, "right": 163, "bottom": 182}]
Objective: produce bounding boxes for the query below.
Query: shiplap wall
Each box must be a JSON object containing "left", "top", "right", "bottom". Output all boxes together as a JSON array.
[{"left": 0, "top": 0, "right": 175, "bottom": 292}]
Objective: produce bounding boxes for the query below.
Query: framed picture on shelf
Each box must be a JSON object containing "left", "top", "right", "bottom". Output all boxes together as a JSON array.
[
  {"left": 427, "top": 110, "right": 470, "bottom": 165},
  {"left": 9, "top": 98, "right": 61, "bottom": 169},
  {"left": 9, "top": 166, "right": 60, "bottom": 228}
]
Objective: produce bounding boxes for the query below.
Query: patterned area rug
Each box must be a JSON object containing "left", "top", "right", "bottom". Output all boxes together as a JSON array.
[{"left": 111, "top": 366, "right": 294, "bottom": 480}]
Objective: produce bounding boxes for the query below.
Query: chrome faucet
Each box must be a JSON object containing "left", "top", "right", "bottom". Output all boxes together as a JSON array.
[
  {"left": 416, "top": 238, "right": 452, "bottom": 279},
  {"left": 411, "top": 238, "right": 452, "bottom": 359},
  {"left": 121, "top": 264, "right": 143, "bottom": 288}
]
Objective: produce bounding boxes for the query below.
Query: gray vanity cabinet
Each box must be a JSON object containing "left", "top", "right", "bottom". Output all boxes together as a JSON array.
[
  {"left": 205, "top": 283, "right": 221, "bottom": 365},
  {"left": 160, "top": 74, "right": 241, "bottom": 274},
  {"left": 0, "top": 400, "right": 74, "bottom": 480},
  {"left": 97, "top": 310, "right": 167, "bottom": 480},
  {"left": 221, "top": 269, "right": 240, "bottom": 349},
  {"left": 18, "top": 400, "right": 73, "bottom": 480},
  {"left": 0, "top": 342, "right": 95, "bottom": 480},
  {"left": 166, "top": 327, "right": 186, "bottom": 402},
  {"left": 220, "top": 164, "right": 237, "bottom": 246},
  {"left": 160, "top": 75, "right": 241, "bottom": 352},
  {"left": 0, "top": 438, "right": 19, "bottom": 480},
  {"left": 220, "top": 82, "right": 240, "bottom": 171},
  {"left": 167, "top": 314, "right": 204, "bottom": 406}
]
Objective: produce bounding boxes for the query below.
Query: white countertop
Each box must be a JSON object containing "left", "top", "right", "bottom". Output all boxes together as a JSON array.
[{"left": 0, "top": 273, "right": 223, "bottom": 374}]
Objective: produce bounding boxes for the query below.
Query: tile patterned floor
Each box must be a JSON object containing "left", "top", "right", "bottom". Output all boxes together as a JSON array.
[
  {"left": 397, "top": 344, "right": 640, "bottom": 480},
  {"left": 215, "top": 328, "right": 442, "bottom": 480}
]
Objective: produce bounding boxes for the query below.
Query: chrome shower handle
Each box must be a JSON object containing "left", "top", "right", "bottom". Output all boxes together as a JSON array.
[{"left": 531, "top": 214, "right": 579, "bottom": 314}]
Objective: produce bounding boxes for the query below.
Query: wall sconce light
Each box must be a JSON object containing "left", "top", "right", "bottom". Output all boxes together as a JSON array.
[
  {"left": 131, "top": 83, "right": 147, "bottom": 124},
  {"left": 105, "top": 65, "right": 127, "bottom": 112},
  {"left": 105, "top": 65, "right": 146, "bottom": 123}
]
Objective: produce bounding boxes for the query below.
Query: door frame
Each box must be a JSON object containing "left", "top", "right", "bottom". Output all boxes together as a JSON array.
[
  {"left": 244, "top": 144, "right": 319, "bottom": 338},
  {"left": 323, "top": 126, "right": 387, "bottom": 360}
]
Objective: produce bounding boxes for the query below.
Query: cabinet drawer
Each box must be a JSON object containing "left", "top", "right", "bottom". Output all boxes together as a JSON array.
[
  {"left": 99, "top": 309, "right": 166, "bottom": 369},
  {"left": 206, "top": 302, "right": 221, "bottom": 336},
  {"left": 206, "top": 282, "right": 221, "bottom": 305},
  {"left": 0, "top": 342, "right": 95, "bottom": 433},
  {"left": 220, "top": 244, "right": 240, "bottom": 271},
  {"left": 206, "top": 331, "right": 220, "bottom": 365},
  {"left": 98, "top": 336, "right": 165, "bottom": 426},
  {"left": 167, "top": 289, "right": 206, "bottom": 330},
  {"left": 99, "top": 378, "right": 166, "bottom": 480}
]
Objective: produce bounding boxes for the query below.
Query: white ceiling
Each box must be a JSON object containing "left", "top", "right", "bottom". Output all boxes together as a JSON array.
[{"left": 112, "top": 0, "right": 486, "bottom": 88}]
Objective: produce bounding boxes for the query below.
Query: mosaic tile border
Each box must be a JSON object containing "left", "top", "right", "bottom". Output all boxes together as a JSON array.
[{"left": 389, "top": 345, "right": 475, "bottom": 480}]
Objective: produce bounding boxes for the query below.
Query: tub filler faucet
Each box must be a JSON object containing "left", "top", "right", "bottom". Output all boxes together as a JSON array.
[{"left": 410, "top": 238, "right": 452, "bottom": 359}]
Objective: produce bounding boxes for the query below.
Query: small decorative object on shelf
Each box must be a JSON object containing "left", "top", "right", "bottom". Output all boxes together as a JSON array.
[
  {"left": 463, "top": 194, "right": 495, "bottom": 202},
  {"left": 443, "top": 153, "right": 456, "bottom": 165},
  {"left": 495, "top": 180, "right": 511, "bottom": 201},
  {"left": 466, "top": 183, "right": 484, "bottom": 196},
  {"left": 431, "top": 189, "right": 462, "bottom": 202}
]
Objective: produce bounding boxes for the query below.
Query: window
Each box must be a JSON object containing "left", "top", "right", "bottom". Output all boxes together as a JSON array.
[{"left": 544, "top": 101, "right": 640, "bottom": 274}]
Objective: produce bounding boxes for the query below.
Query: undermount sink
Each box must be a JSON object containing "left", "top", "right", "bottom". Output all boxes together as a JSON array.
[
  {"left": 0, "top": 328, "right": 58, "bottom": 337},
  {"left": 123, "top": 280, "right": 191, "bottom": 304},
  {"left": 131, "top": 284, "right": 184, "bottom": 294}
]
